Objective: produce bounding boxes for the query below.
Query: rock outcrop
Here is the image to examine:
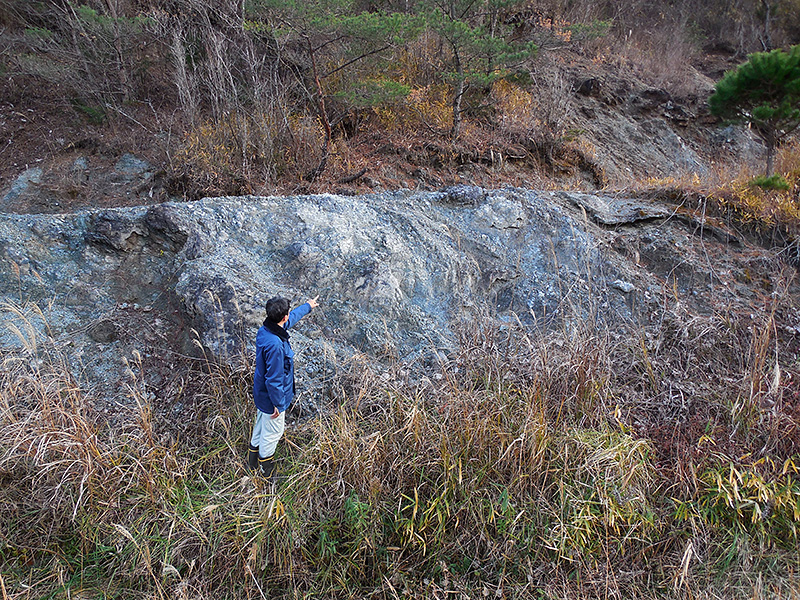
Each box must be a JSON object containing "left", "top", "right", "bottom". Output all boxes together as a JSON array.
[{"left": 0, "top": 187, "right": 793, "bottom": 404}]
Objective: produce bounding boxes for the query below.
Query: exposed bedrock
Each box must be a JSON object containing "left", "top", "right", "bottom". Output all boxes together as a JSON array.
[{"left": 0, "top": 187, "right": 792, "bottom": 401}]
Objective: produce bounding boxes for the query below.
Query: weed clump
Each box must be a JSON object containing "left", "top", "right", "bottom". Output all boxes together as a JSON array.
[
  {"left": 1, "top": 299, "right": 799, "bottom": 598},
  {"left": 750, "top": 174, "right": 792, "bottom": 191}
]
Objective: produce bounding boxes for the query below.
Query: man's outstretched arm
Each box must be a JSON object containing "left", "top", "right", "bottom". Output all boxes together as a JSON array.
[{"left": 285, "top": 295, "right": 320, "bottom": 329}]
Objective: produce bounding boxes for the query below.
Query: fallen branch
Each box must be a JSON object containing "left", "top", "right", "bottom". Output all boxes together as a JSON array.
[{"left": 337, "top": 168, "right": 367, "bottom": 184}]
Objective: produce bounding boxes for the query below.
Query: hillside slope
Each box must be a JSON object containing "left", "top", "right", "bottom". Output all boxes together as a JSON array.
[{"left": 0, "top": 22, "right": 765, "bottom": 211}]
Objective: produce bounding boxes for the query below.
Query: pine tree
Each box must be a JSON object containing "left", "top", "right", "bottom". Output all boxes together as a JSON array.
[
  {"left": 247, "top": 0, "right": 422, "bottom": 179},
  {"left": 420, "top": 0, "right": 537, "bottom": 138},
  {"left": 709, "top": 45, "right": 800, "bottom": 175}
]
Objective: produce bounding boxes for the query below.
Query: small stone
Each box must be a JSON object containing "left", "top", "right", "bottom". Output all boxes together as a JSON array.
[
  {"left": 88, "top": 319, "right": 119, "bottom": 343},
  {"left": 72, "top": 157, "right": 89, "bottom": 172},
  {"left": 611, "top": 280, "right": 636, "bottom": 293},
  {"left": 114, "top": 153, "right": 151, "bottom": 175}
]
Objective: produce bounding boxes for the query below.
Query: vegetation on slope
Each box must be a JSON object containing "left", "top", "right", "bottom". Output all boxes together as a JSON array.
[
  {"left": 709, "top": 45, "right": 800, "bottom": 176},
  {"left": 1, "top": 0, "right": 799, "bottom": 199},
  {"left": 1, "top": 295, "right": 799, "bottom": 598}
]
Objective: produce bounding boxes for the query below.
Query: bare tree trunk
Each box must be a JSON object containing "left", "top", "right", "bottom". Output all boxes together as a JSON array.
[
  {"left": 67, "top": 6, "right": 92, "bottom": 83},
  {"left": 451, "top": 49, "right": 464, "bottom": 139},
  {"left": 171, "top": 28, "right": 198, "bottom": 123},
  {"left": 235, "top": 0, "right": 245, "bottom": 26},
  {"left": 451, "top": 79, "right": 465, "bottom": 139},
  {"left": 487, "top": 2, "right": 498, "bottom": 76},
  {"left": 304, "top": 36, "right": 332, "bottom": 182},
  {"left": 766, "top": 140, "right": 775, "bottom": 176},
  {"left": 760, "top": 0, "right": 774, "bottom": 51},
  {"left": 104, "top": 0, "right": 131, "bottom": 102}
]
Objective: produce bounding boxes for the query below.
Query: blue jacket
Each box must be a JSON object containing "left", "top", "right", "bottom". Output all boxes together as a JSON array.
[{"left": 252, "top": 302, "right": 311, "bottom": 414}]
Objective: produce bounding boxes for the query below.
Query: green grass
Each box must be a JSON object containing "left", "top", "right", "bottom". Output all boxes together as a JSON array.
[
  {"left": 750, "top": 174, "right": 791, "bottom": 191},
  {"left": 70, "top": 98, "right": 108, "bottom": 125}
]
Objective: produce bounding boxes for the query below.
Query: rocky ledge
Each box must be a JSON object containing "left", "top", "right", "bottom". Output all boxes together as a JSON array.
[{"left": 0, "top": 187, "right": 794, "bottom": 407}]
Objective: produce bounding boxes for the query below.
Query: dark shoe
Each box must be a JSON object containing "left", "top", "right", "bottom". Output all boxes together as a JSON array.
[
  {"left": 247, "top": 444, "right": 259, "bottom": 471},
  {"left": 258, "top": 455, "right": 275, "bottom": 479}
]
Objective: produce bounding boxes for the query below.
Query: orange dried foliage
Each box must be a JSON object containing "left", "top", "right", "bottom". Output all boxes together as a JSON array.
[
  {"left": 370, "top": 84, "right": 453, "bottom": 134},
  {"left": 709, "top": 141, "right": 800, "bottom": 232},
  {"left": 533, "top": 16, "right": 574, "bottom": 42},
  {"left": 391, "top": 37, "right": 448, "bottom": 88},
  {"left": 173, "top": 110, "right": 332, "bottom": 195},
  {"left": 491, "top": 79, "right": 537, "bottom": 134}
]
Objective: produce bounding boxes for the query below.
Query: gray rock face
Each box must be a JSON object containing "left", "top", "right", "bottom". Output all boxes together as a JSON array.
[
  {"left": 1, "top": 167, "right": 43, "bottom": 209},
  {"left": 561, "top": 192, "right": 672, "bottom": 225},
  {"left": 0, "top": 189, "right": 624, "bottom": 394},
  {"left": 562, "top": 66, "right": 763, "bottom": 184},
  {"left": 0, "top": 188, "right": 789, "bottom": 402}
]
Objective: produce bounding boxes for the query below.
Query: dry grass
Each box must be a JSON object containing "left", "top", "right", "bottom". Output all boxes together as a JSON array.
[
  {"left": 1, "top": 292, "right": 799, "bottom": 599},
  {"left": 696, "top": 141, "right": 800, "bottom": 268},
  {"left": 602, "top": 141, "right": 800, "bottom": 272}
]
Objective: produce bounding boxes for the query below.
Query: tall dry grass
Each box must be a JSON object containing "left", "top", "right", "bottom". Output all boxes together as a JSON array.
[
  {"left": 1, "top": 295, "right": 799, "bottom": 599},
  {"left": 698, "top": 141, "right": 800, "bottom": 268}
]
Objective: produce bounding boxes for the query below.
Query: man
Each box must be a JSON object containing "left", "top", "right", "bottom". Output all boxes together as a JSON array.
[{"left": 248, "top": 294, "right": 319, "bottom": 477}]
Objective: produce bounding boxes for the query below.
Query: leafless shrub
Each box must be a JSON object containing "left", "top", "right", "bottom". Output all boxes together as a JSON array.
[
  {"left": 595, "top": 17, "right": 701, "bottom": 98},
  {"left": 5, "top": 2, "right": 165, "bottom": 107},
  {"left": 170, "top": 27, "right": 199, "bottom": 124}
]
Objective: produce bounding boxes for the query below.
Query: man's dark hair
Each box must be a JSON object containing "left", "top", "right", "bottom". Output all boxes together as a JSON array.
[{"left": 265, "top": 296, "right": 290, "bottom": 323}]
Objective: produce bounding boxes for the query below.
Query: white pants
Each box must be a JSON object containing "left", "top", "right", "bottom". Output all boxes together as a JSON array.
[{"left": 250, "top": 410, "right": 286, "bottom": 459}]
